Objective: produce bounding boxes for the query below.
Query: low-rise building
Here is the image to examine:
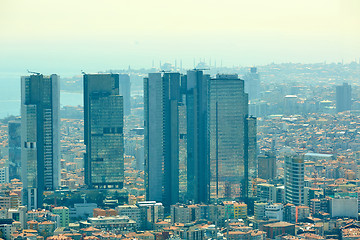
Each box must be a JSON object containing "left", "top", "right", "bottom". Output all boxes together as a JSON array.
[
  {"left": 80, "top": 216, "right": 136, "bottom": 231},
  {"left": 263, "top": 221, "right": 295, "bottom": 239},
  {"left": 234, "top": 203, "right": 247, "bottom": 220},
  {"left": 116, "top": 205, "right": 141, "bottom": 229},
  {"left": 265, "top": 203, "right": 283, "bottom": 221},
  {"left": 52, "top": 207, "right": 70, "bottom": 228}
]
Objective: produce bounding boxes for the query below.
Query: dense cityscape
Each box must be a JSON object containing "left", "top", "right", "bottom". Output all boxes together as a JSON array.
[{"left": 0, "top": 61, "right": 358, "bottom": 239}]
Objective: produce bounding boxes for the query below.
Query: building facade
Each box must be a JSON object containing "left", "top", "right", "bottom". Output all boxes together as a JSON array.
[
  {"left": 144, "top": 72, "right": 180, "bottom": 206},
  {"left": 336, "top": 82, "right": 352, "bottom": 113},
  {"left": 119, "top": 74, "right": 131, "bottom": 116},
  {"left": 243, "top": 67, "right": 260, "bottom": 101},
  {"left": 285, "top": 155, "right": 305, "bottom": 206},
  {"left": 208, "top": 74, "right": 256, "bottom": 201},
  {"left": 21, "top": 74, "right": 60, "bottom": 209},
  {"left": 83, "top": 74, "right": 124, "bottom": 189},
  {"left": 258, "top": 151, "right": 276, "bottom": 180},
  {"left": 8, "top": 120, "right": 21, "bottom": 180},
  {"left": 186, "top": 70, "right": 210, "bottom": 204}
]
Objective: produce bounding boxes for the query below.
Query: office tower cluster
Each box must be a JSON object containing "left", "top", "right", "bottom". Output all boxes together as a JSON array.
[
  {"left": 20, "top": 73, "right": 129, "bottom": 210},
  {"left": 144, "top": 70, "right": 257, "bottom": 206}
]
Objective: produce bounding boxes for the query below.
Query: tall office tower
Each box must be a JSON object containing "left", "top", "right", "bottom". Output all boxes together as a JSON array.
[
  {"left": 8, "top": 120, "right": 21, "bottom": 180},
  {"left": 285, "top": 154, "right": 304, "bottom": 206},
  {"left": 243, "top": 67, "right": 260, "bottom": 101},
  {"left": 84, "top": 74, "right": 124, "bottom": 189},
  {"left": 258, "top": 151, "right": 276, "bottom": 180},
  {"left": 208, "top": 74, "right": 256, "bottom": 202},
  {"left": 21, "top": 74, "right": 60, "bottom": 209},
  {"left": 336, "top": 82, "right": 352, "bottom": 113},
  {"left": 144, "top": 72, "right": 180, "bottom": 207},
  {"left": 246, "top": 116, "right": 257, "bottom": 199},
  {"left": 186, "top": 70, "right": 210, "bottom": 204},
  {"left": 119, "top": 74, "right": 131, "bottom": 116}
]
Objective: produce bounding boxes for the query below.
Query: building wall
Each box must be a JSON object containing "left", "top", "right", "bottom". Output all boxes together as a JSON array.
[
  {"left": 186, "top": 70, "right": 210, "bottom": 204},
  {"left": 144, "top": 73, "right": 180, "bottom": 206},
  {"left": 8, "top": 121, "right": 21, "bottom": 180},
  {"left": 83, "top": 74, "right": 124, "bottom": 189},
  {"left": 208, "top": 74, "right": 250, "bottom": 201},
  {"left": 258, "top": 151, "right": 276, "bottom": 180},
  {"left": 21, "top": 74, "right": 60, "bottom": 209},
  {"left": 52, "top": 207, "right": 70, "bottom": 228},
  {"left": 330, "top": 198, "right": 358, "bottom": 218},
  {"left": 119, "top": 74, "right": 131, "bottom": 116},
  {"left": 285, "top": 155, "right": 304, "bottom": 206},
  {"left": 234, "top": 203, "right": 247, "bottom": 219},
  {"left": 336, "top": 83, "right": 352, "bottom": 112}
]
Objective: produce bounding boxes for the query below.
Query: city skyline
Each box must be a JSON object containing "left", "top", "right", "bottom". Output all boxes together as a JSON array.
[{"left": 0, "top": 0, "right": 359, "bottom": 237}]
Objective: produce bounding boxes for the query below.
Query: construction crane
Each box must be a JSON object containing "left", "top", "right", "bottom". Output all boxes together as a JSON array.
[{"left": 27, "top": 70, "right": 41, "bottom": 75}]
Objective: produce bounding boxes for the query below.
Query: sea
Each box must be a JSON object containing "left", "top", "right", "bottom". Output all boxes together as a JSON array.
[{"left": 0, "top": 72, "right": 83, "bottom": 119}]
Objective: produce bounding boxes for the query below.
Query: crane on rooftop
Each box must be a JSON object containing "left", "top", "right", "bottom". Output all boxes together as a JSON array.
[{"left": 27, "top": 70, "right": 41, "bottom": 75}]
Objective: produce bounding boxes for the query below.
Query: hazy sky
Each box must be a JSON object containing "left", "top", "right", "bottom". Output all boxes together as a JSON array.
[{"left": 0, "top": 0, "right": 359, "bottom": 75}]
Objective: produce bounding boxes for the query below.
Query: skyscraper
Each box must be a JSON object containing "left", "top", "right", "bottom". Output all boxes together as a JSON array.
[
  {"left": 285, "top": 154, "right": 304, "bottom": 206},
  {"left": 186, "top": 70, "right": 210, "bottom": 204},
  {"left": 119, "top": 74, "right": 131, "bottom": 116},
  {"left": 245, "top": 116, "right": 257, "bottom": 199},
  {"left": 21, "top": 74, "right": 60, "bottom": 209},
  {"left": 336, "top": 82, "right": 352, "bottom": 113},
  {"left": 243, "top": 67, "right": 260, "bottom": 101},
  {"left": 144, "top": 72, "right": 180, "bottom": 207},
  {"left": 8, "top": 120, "right": 21, "bottom": 180},
  {"left": 83, "top": 74, "right": 124, "bottom": 189},
  {"left": 208, "top": 74, "right": 256, "bottom": 202}
]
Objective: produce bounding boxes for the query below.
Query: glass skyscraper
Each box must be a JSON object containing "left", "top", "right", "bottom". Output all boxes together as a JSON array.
[
  {"left": 208, "top": 74, "right": 256, "bottom": 202},
  {"left": 144, "top": 72, "right": 180, "bottom": 207},
  {"left": 84, "top": 74, "right": 124, "bottom": 189},
  {"left": 243, "top": 67, "right": 260, "bottom": 101},
  {"left": 119, "top": 74, "right": 131, "bottom": 116},
  {"left": 186, "top": 70, "right": 210, "bottom": 203},
  {"left": 21, "top": 74, "right": 60, "bottom": 209}
]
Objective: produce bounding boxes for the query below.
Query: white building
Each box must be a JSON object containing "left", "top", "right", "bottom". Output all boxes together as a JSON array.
[
  {"left": 265, "top": 203, "right": 283, "bottom": 221},
  {"left": 116, "top": 205, "right": 141, "bottom": 229},
  {"left": 80, "top": 216, "right": 136, "bottom": 231}
]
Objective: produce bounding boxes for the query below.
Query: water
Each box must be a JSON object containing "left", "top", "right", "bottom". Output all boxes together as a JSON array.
[{"left": 0, "top": 73, "right": 83, "bottom": 118}]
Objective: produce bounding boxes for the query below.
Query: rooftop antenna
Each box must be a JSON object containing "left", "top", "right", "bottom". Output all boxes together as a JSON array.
[{"left": 27, "top": 70, "right": 41, "bottom": 75}]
